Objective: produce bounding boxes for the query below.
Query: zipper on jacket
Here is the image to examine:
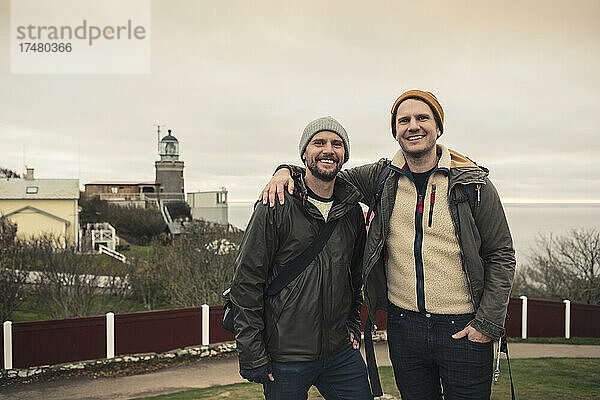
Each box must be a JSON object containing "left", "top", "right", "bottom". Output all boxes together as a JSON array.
[
  {"left": 319, "top": 253, "right": 325, "bottom": 359},
  {"left": 414, "top": 192, "right": 426, "bottom": 313},
  {"left": 428, "top": 184, "right": 436, "bottom": 228}
]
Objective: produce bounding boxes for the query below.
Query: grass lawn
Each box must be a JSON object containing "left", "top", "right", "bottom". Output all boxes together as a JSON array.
[
  {"left": 121, "top": 244, "right": 156, "bottom": 259},
  {"left": 10, "top": 291, "right": 148, "bottom": 322},
  {"left": 507, "top": 337, "right": 600, "bottom": 345},
  {"left": 135, "top": 358, "right": 600, "bottom": 400}
]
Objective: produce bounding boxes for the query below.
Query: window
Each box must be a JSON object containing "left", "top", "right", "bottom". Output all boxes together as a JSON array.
[
  {"left": 98, "top": 187, "right": 105, "bottom": 193},
  {"left": 26, "top": 186, "right": 38, "bottom": 194},
  {"left": 111, "top": 187, "right": 118, "bottom": 194},
  {"left": 216, "top": 192, "right": 227, "bottom": 204}
]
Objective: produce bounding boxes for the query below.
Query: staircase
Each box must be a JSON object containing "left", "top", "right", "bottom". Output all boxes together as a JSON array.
[
  {"left": 159, "top": 200, "right": 173, "bottom": 224},
  {"left": 98, "top": 244, "right": 127, "bottom": 263}
]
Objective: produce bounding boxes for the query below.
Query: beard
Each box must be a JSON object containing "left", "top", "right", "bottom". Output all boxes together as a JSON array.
[
  {"left": 305, "top": 156, "right": 342, "bottom": 182},
  {"left": 398, "top": 135, "right": 437, "bottom": 159}
]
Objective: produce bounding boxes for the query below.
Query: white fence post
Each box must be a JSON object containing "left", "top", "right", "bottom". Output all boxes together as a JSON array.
[
  {"left": 519, "top": 295, "right": 528, "bottom": 339},
  {"left": 106, "top": 312, "right": 115, "bottom": 359},
  {"left": 563, "top": 299, "right": 571, "bottom": 339},
  {"left": 3, "top": 321, "right": 12, "bottom": 370},
  {"left": 201, "top": 304, "right": 210, "bottom": 346}
]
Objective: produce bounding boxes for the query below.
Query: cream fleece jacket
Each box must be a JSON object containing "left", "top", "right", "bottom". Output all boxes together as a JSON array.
[{"left": 386, "top": 144, "right": 474, "bottom": 314}]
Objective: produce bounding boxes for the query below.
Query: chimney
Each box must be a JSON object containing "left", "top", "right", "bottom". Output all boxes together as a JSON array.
[{"left": 25, "top": 167, "right": 34, "bottom": 180}]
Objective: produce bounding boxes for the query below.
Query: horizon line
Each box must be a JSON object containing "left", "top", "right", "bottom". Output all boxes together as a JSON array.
[{"left": 228, "top": 199, "right": 600, "bottom": 205}]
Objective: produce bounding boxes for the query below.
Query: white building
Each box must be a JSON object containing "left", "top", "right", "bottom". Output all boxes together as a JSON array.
[{"left": 187, "top": 187, "right": 228, "bottom": 225}]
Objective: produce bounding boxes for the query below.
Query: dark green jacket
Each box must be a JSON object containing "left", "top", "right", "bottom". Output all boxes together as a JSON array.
[
  {"left": 230, "top": 175, "right": 366, "bottom": 369},
  {"left": 285, "top": 148, "right": 515, "bottom": 339}
]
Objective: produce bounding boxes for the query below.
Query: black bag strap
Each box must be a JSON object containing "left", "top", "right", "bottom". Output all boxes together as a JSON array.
[
  {"left": 265, "top": 218, "right": 339, "bottom": 297},
  {"left": 364, "top": 317, "right": 383, "bottom": 397},
  {"left": 362, "top": 165, "right": 390, "bottom": 396},
  {"left": 498, "top": 335, "right": 516, "bottom": 400},
  {"left": 495, "top": 314, "right": 516, "bottom": 399},
  {"left": 365, "top": 163, "right": 392, "bottom": 227}
]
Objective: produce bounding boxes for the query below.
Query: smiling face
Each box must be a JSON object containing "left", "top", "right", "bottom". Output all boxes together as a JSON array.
[
  {"left": 302, "top": 130, "right": 345, "bottom": 182},
  {"left": 395, "top": 98, "right": 440, "bottom": 160}
]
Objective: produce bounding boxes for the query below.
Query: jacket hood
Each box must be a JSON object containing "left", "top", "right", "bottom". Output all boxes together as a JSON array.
[{"left": 445, "top": 146, "right": 489, "bottom": 185}]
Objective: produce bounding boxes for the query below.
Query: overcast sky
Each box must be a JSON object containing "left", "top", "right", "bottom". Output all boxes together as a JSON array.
[{"left": 1, "top": 0, "right": 599, "bottom": 202}]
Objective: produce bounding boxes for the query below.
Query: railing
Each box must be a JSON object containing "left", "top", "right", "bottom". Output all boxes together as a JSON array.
[
  {"left": 2, "top": 298, "right": 599, "bottom": 370},
  {"left": 98, "top": 244, "right": 127, "bottom": 263},
  {"left": 159, "top": 200, "right": 172, "bottom": 224},
  {"left": 91, "top": 193, "right": 149, "bottom": 201}
]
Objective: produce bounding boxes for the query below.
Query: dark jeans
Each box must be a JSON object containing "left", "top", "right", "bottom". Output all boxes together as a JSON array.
[
  {"left": 387, "top": 304, "right": 493, "bottom": 400},
  {"left": 263, "top": 345, "right": 373, "bottom": 400}
]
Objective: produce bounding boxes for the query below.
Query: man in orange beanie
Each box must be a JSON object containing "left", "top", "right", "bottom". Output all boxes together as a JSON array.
[{"left": 260, "top": 90, "right": 516, "bottom": 399}]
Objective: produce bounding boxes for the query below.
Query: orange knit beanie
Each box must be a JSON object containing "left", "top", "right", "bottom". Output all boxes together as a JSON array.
[{"left": 390, "top": 90, "right": 444, "bottom": 138}]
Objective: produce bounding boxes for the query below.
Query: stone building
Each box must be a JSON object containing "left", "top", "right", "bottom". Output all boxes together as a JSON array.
[{"left": 155, "top": 129, "right": 185, "bottom": 204}]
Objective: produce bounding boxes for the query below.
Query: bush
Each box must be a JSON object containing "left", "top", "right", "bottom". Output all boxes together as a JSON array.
[
  {"left": 166, "top": 201, "right": 192, "bottom": 221},
  {"left": 0, "top": 166, "right": 20, "bottom": 178},
  {"left": 0, "top": 218, "right": 27, "bottom": 321},
  {"left": 159, "top": 220, "right": 243, "bottom": 307},
  {"left": 128, "top": 243, "right": 170, "bottom": 311},
  {"left": 2, "top": 232, "right": 133, "bottom": 320},
  {"left": 29, "top": 238, "right": 132, "bottom": 319},
  {"left": 80, "top": 196, "right": 165, "bottom": 245},
  {"left": 513, "top": 228, "right": 600, "bottom": 305}
]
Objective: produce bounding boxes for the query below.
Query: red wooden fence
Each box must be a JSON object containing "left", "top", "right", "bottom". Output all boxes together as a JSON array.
[
  {"left": 209, "top": 306, "right": 234, "bottom": 343},
  {"left": 116, "top": 307, "right": 203, "bottom": 356},
  {"left": 572, "top": 302, "right": 600, "bottom": 338},
  {"left": 504, "top": 297, "right": 522, "bottom": 337},
  {"left": 4, "top": 298, "right": 600, "bottom": 369},
  {"left": 12, "top": 316, "right": 105, "bottom": 369},
  {"left": 528, "top": 298, "right": 565, "bottom": 337}
]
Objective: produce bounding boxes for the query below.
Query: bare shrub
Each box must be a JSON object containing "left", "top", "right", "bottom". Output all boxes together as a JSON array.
[
  {"left": 80, "top": 196, "right": 165, "bottom": 245},
  {"left": 513, "top": 228, "right": 600, "bottom": 304},
  {"left": 128, "top": 243, "right": 170, "bottom": 310},
  {"left": 8, "top": 234, "right": 132, "bottom": 319},
  {"left": 0, "top": 217, "right": 27, "bottom": 321},
  {"left": 160, "top": 221, "right": 243, "bottom": 307}
]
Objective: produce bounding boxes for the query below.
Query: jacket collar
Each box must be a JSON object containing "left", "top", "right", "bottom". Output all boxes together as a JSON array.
[
  {"left": 390, "top": 143, "right": 452, "bottom": 170},
  {"left": 389, "top": 144, "right": 488, "bottom": 185},
  {"left": 293, "top": 171, "right": 362, "bottom": 208}
]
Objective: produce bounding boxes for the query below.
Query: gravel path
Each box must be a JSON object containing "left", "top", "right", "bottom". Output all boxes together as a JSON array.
[{"left": 1, "top": 342, "right": 600, "bottom": 400}]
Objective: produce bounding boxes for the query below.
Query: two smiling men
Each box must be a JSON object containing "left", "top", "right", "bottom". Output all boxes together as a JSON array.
[{"left": 236, "top": 90, "right": 516, "bottom": 400}]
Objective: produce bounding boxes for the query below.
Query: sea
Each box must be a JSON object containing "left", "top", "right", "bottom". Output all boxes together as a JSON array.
[{"left": 228, "top": 202, "right": 600, "bottom": 266}]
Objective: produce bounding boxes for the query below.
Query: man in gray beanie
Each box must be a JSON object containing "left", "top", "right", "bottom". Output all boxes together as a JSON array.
[{"left": 230, "top": 117, "right": 372, "bottom": 399}]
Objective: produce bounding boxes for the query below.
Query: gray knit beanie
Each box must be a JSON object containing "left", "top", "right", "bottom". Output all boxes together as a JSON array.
[{"left": 299, "top": 116, "right": 350, "bottom": 163}]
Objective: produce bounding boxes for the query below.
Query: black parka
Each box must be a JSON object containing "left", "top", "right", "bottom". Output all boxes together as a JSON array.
[{"left": 230, "top": 175, "right": 366, "bottom": 369}]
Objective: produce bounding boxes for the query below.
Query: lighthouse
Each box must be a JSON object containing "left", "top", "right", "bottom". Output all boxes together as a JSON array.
[{"left": 155, "top": 129, "right": 185, "bottom": 203}]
